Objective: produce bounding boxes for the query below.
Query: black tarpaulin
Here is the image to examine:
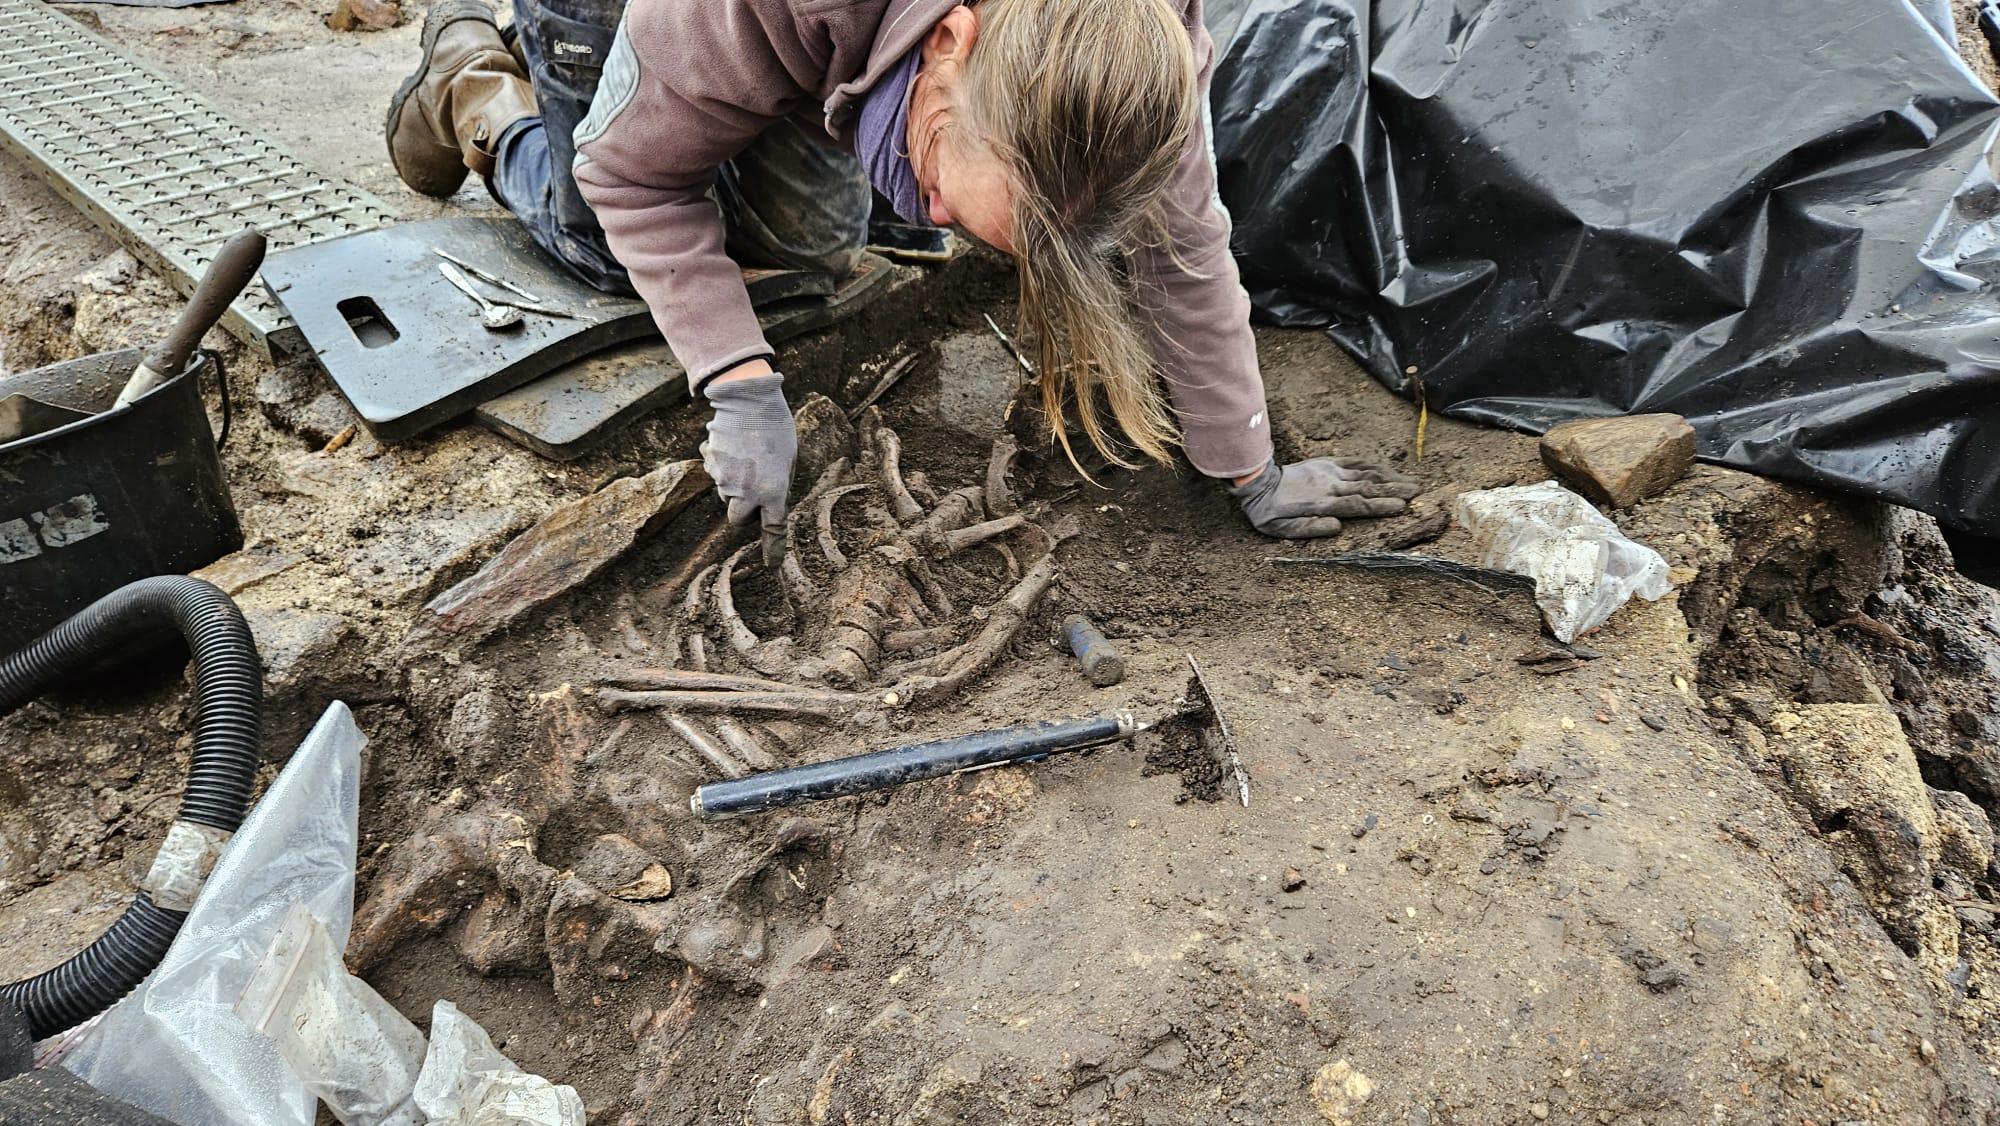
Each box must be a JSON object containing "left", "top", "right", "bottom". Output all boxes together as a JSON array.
[{"left": 1209, "top": 0, "right": 2000, "bottom": 534}]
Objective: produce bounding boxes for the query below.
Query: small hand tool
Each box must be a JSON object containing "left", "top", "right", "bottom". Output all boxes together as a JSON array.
[
  {"left": 688, "top": 651, "right": 1249, "bottom": 818},
  {"left": 114, "top": 228, "right": 267, "bottom": 408},
  {"left": 1184, "top": 652, "right": 1251, "bottom": 807},
  {"left": 432, "top": 247, "right": 576, "bottom": 318},
  {"left": 691, "top": 712, "right": 1142, "bottom": 819},
  {"left": 439, "top": 262, "right": 524, "bottom": 331},
  {"left": 984, "top": 313, "right": 1036, "bottom": 376}
]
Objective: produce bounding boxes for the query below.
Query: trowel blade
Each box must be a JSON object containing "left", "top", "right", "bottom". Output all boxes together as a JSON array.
[{"left": 1184, "top": 652, "right": 1250, "bottom": 807}]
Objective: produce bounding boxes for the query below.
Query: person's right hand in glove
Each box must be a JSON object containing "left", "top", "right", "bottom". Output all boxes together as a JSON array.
[
  {"left": 1227, "top": 456, "right": 1421, "bottom": 539},
  {"left": 700, "top": 367, "right": 797, "bottom": 567}
]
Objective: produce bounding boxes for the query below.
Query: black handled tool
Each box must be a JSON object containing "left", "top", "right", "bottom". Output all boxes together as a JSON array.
[{"left": 690, "top": 712, "right": 1140, "bottom": 820}]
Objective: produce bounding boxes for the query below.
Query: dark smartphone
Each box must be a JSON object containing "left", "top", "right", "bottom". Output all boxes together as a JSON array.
[{"left": 867, "top": 222, "right": 955, "bottom": 263}]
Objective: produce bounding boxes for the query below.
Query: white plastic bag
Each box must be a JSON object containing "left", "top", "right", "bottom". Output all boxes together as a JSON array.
[
  {"left": 56, "top": 702, "right": 365, "bottom": 1126},
  {"left": 414, "top": 1001, "right": 585, "bottom": 1125},
  {"left": 1454, "top": 482, "right": 1673, "bottom": 642},
  {"left": 236, "top": 902, "right": 426, "bottom": 1125}
]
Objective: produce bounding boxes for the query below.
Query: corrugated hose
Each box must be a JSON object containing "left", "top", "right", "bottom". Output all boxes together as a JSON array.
[{"left": 0, "top": 577, "right": 261, "bottom": 1039}]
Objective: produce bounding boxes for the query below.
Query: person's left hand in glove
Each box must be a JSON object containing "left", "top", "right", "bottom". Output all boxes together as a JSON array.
[{"left": 1227, "top": 457, "right": 1421, "bottom": 539}]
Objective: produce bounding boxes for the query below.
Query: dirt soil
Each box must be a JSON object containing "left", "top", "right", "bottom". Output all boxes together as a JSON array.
[{"left": 4, "top": 3, "right": 2000, "bottom": 1125}]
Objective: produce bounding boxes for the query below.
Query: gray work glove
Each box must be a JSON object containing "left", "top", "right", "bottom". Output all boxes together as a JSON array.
[
  {"left": 700, "top": 372, "right": 797, "bottom": 567},
  {"left": 1228, "top": 456, "right": 1421, "bottom": 539}
]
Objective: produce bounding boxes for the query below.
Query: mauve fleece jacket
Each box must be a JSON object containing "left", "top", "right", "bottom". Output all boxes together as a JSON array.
[{"left": 571, "top": 0, "right": 1272, "bottom": 479}]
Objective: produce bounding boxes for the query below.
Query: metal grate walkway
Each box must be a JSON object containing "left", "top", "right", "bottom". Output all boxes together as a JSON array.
[{"left": 0, "top": 0, "right": 398, "bottom": 355}]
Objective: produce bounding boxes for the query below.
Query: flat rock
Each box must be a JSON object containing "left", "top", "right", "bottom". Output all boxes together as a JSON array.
[
  {"left": 0, "top": 994, "right": 27, "bottom": 1078},
  {"left": 192, "top": 547, "right": 304, "bottom": 596},
  {"left": 408, "top": 460, "right": 709, "bottom": 648},
  {"left": 1539, "top": 413, "right": 1696, "bottom": 508},
  {"left": 327, "top": 0, "right": 402, "bottom": 34}
]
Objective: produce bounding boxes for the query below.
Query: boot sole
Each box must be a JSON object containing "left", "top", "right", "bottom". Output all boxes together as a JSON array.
[{"left": 385, "top": 0, "right": 500, "bottom": 197}]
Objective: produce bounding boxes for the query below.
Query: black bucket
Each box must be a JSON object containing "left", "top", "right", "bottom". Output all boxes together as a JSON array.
[{"left": 0, "top": 349, "right": 241, "bottom": 654}]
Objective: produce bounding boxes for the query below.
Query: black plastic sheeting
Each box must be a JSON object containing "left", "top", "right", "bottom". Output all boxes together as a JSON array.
[{"left": 1208, "top": 0, "right": 2000, "bottom": 535}]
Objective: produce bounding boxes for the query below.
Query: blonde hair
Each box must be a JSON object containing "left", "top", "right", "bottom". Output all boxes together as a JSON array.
[{"left": 953, "top": 0, "right": 1200, "bottom": 470}]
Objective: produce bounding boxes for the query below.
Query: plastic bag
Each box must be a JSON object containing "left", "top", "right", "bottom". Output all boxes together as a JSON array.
[
  {"left": 235, "top": 903, "right": 426, "bottom": 1125},
  {"left": 1210, "top": 0, "right": 2000, "bottom": 535},
  {"left": 414, "top": 1001, "right": 585, "bottom": 1125},
  {"left": 1453, "top": 483, "right": 1672, "bottom": 642},
  {"left": 55, "top": 703, "right": 365, "bottom": 1126}
]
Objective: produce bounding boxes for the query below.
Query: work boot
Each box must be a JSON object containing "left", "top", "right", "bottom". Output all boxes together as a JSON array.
[{"left": 385, "top": 0, "right": 536, "bottom": 198}]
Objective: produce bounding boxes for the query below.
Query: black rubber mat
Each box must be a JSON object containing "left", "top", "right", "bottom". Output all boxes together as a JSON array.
[{"left": 476, "top": 253, "right": 908, "bottom": 459}]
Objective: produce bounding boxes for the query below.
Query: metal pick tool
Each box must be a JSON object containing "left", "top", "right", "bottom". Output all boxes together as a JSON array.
[
  {"left": 439, "top": 262, "right": 523, "bottom": 331},
  {"left": 433, "top": 247, "right": 576, "bottom": 319}
]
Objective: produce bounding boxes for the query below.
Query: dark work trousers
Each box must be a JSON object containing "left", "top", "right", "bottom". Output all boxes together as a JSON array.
[{"left": 490, "top": 0, "right": 873, "bottom": 295}]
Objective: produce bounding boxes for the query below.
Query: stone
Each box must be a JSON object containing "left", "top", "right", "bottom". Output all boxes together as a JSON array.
[
  {"left": 192, "top": 547, "right": 304, "bottom": 596},
  {"left": 905, "top": 1053, "right": 988, "bottom": 1123},
  {"left": 0, "top": 970, "right": 29, "bottom": 1074},
  {"left": 454, "top": 886, "right": 549, "bottom": 977},
  {"left": 675, "top": 913, "right": 768, "bottom": 985},
  {"left": 1639, "top": 964, "right": 1685, "bottom": 991},
  {"left": 1931, "top": 788, "right": 1995, "bottom": 879},
  {"left": 1539, "top": 413, "right": 1697, "bottom": 508},
  {"left": 407, "top": 460, "right": 709, "bottom": 649},
  {"left": 257, "top": 358, "right": 361, "bottom": 446},
  {"left": 574, "top": 833, "right": 673, "bottom": 901},
  {"left": 1772, "top": 704, "right": 1947, "bottom": 959},
  {"left": 1311, "top": 1059, "right": 1374, "bottom": 1125},
  {"left": 444, "top": 687, "right": 516, "bottom": 773},
  {"left": 241, "top": 607, "right": 369, "bottom": 747},
  {"left": 1139, "top": 1037, "right": 1188, "bottom": 1074},
  {"left": 0, "top": 1070, "right": 176, "bottom": 1124},
  {"left": 354, "top": 503, "right": 534, "bottom": 606},
  {"left": 327, "top": 0, "right": 400, "bottom": 31}
]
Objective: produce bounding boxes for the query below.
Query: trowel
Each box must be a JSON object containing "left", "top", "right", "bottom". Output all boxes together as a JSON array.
[
  {"left": 113, "top": 228, "right": 267, "bottom": 409},
  {"left": 1183, "top": 653, "right": 1252, "bottom": 807},
  {"left": 688, "top": 652, "right": 1249, "bottom": 819}
]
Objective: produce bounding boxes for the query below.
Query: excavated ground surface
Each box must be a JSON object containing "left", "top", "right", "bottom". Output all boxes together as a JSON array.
[{"left": 3, "top": 3, "right": 2000, "bottom": 1124}]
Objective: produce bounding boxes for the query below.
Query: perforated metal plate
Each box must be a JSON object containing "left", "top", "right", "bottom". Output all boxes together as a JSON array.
[{"left": 0, "top": 0, "right": 397, "bottom": 355}]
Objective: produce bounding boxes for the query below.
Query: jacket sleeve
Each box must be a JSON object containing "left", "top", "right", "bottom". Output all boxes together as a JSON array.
[
  {"left": 571, "top": 0, "right": 831, "bottom": 388},
  {"left": 1131, "top": 2, "right": 1273, "bottom": 481}
]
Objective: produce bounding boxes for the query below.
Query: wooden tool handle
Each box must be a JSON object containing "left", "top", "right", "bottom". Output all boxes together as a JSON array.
[{"left": 140, "top": 229, "right": 267, "bottom": 379}]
